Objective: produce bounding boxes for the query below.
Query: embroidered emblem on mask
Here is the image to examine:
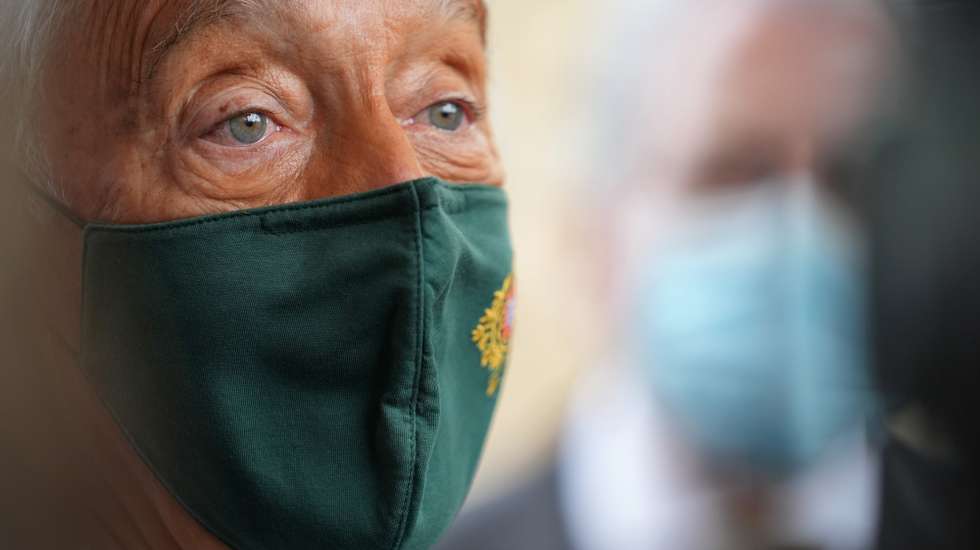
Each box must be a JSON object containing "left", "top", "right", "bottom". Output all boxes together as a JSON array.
[{"left": 472, "top": 274, "right": 515, "bottom": 396}]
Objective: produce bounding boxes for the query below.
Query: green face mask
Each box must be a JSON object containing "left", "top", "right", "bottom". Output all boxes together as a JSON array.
[{"left": 73, "top": 178, "right": 514, "bottom": 549}]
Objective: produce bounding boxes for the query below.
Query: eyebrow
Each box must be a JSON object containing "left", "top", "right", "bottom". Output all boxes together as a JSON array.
[
  {"left": 441, "top": 0, "right": 488, "bottom": 29},
  {"left": 145, "top": 0, "right": 488, "bottom": 80},
  {"left": 145, "top": 0, "right": 273, "bottom": 80}
]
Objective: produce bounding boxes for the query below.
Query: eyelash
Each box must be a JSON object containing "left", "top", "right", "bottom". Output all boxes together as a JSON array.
[
  {"left": 442, "top": 97, "right": 485, "bottom": 123},
  {"left": 405, "top": 96, "right": 486, "bottom": 129},
  {"left": 207, "top": 109, "right": 279, "bottom": 133},
  {"left": 455, "top": 97, "right": 486, "bottom": 122},
  {"left": 200, "top": 95, "right": 484, "bottom": 148},
  {"left": 194, "top": 110, "right": 288, "bottom": 151}
]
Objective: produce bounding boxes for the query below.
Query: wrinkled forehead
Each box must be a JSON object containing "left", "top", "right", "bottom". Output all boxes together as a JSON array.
[
  {"left": 155, "top": 0, "right": 488, "bottom": 45},
  {"left": 52, "top": 0, "right": 487, "bottom": 91}
]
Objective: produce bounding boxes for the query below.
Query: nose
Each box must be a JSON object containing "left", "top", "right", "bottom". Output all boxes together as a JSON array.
[{"left": 304, "top": 100, "right": 425, "bottom": 199}]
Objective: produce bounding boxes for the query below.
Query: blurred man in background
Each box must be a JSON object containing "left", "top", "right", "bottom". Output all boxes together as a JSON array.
[{"left": 438, "top": 1, "right": 895, "bottom": 549}]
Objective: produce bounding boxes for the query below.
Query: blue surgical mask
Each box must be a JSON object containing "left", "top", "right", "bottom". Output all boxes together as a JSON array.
[{"left": 631, "top": 179, "right": 875, "bottom": 475}]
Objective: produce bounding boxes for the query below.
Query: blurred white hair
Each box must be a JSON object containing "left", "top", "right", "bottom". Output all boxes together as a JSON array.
[
  {"left": 584, "top": 0, "right": 760, "bottom": 191},
  {"left": 585, "top": 0, "right": 889, "bottom": 195},
  {"left": 0, "top": 0, "right": 67, "bottom": 192}
]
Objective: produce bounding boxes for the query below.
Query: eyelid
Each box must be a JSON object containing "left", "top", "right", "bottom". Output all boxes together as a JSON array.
[
  {"left": 444, "top": 96, "right": 485, "bottom": 122},
  {"left": 184, "top": 86, "right": 292, "bottom": 141},
  {"left": 206, "top": 108, "right": 278, "bottom": 135},
  {"left": 410, "top": 96, "right": 485, "bottom": 127},
  {"left": 202, "top": 111, "right": 284, "bottom": 149}
]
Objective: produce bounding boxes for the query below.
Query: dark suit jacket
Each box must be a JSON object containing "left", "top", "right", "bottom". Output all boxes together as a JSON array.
[
  {"left": 435, "top": 464, "right": 575, "bottom": 550},
  {"left": 869, "top": 1, "right": 980, "bottom": 549}
]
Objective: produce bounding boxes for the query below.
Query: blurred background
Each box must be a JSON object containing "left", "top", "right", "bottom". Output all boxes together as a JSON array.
[
  {"left": 470, "top": 0, "right": 607, "bottom": 504},
  {"left": 467, "top": 0, "right": 604, "bottom": 505},
  {"left": 453, "top": 1, "right": 898, "bottom": 549},
  {"left": 459, "top": 1, "right": 980, "bottom": 548}
]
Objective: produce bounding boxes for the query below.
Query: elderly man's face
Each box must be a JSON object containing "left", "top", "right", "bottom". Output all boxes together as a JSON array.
[
  {"left": 40, "top": 0, "right": 499, "bottom": 223},
  {"left": 600, "top": 2, "right": 891, "bottom": 326}
]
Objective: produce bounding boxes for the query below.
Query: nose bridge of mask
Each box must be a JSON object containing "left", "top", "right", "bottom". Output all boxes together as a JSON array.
[
  {"left": 78, "top": 178, "right": 513, "bottom": 550},
  {"left": 783, "top": 176, "right": 873, "bottom": 449},
  {"left": 762, "top": 176, "right": 873, "bottom": 457},
  {"left": 739, "top": 176, "right": 871, "bottom": 416},
  {"left": 396, "top": 182, "right": 513, "bottom": 548}
]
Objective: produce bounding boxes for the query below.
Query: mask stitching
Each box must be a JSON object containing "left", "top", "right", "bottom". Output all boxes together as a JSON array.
[
  {"left": 260, "top": 210, "right": 419, "bottom": 236},
  {"left": 85, "top": 185, "right": 416, "bottom": 235},
  {"left": 83, "top": 182, "right": 503, "bottom": 236},
  {"left": 259, "top": 189, "right": 498, "bottom": 235},
  {"left": 85, "top": 189, "right": 503, "bottom": 238},
  {"left": 389, "top": 180, "right": 427, "bottom": 550},
  {"left": 259, "top": 196, "right": 484, "bottom": 236}
]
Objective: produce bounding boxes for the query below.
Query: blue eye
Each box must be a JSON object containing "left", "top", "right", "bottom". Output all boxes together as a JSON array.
[
  {"left": 427, "top": 101, "right": 466, "bottom": 132},
  {"left": 227, "top": 112, "right": 270, "bottom": 145}
]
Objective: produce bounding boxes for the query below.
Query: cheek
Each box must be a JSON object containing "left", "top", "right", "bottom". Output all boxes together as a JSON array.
[
  {"left": 167, "top": 137, "right": 314, "bottom": 205},
  {"left": 412, "top": 126, "right": 502, "bottom": 185}
]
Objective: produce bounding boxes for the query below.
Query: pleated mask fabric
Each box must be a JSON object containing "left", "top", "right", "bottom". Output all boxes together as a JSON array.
[{"left": 78, "top": 178, "right": 514, "bottom": 549}]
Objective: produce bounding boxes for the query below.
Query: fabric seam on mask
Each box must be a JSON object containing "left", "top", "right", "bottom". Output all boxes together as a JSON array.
[
  {"left": 84, "top": 183, "right": 503, "bottom": 236},
  {"left": 84, "top": 185, "right": 415, "bottom": 235},
  {"left": 389, "top": 181, "right": 427, "bottom": 550},
  {"left": 260, "top": 200, "right": 478, "bottom": 236},
  {"left": 259, "top": 197, "right": 489, "bottom": 236},
  {"left": 259, "top": 211, "right": 417, "bottom": 236}
]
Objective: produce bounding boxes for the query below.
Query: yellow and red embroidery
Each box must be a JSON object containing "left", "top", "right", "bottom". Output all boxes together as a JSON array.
[{"left": 471, "top": 274, "right": 515, "bottom": 397}]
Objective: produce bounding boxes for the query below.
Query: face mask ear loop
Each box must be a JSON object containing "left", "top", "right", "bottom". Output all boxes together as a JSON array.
[{"left": 17, "top": 174, "right": 87, "bottom": 229}]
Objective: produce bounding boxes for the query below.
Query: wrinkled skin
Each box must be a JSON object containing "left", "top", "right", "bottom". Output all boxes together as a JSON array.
[
  {"left": 42, "top": 0, "right": 501, "bottom": 223},
  {"left": 4, "top": 1, "right": 497, "bottom": 548}
]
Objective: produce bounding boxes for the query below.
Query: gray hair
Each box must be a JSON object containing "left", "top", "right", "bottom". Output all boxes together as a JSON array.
[
  {"left": 583, "top": 0, "right": 890, "bottom": 198},
  {"left": 0, "top": 0, "right": 67, "bottom": 193},
  {"left": 581, "top": 0, "right": 761, "bottom": 197}
]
